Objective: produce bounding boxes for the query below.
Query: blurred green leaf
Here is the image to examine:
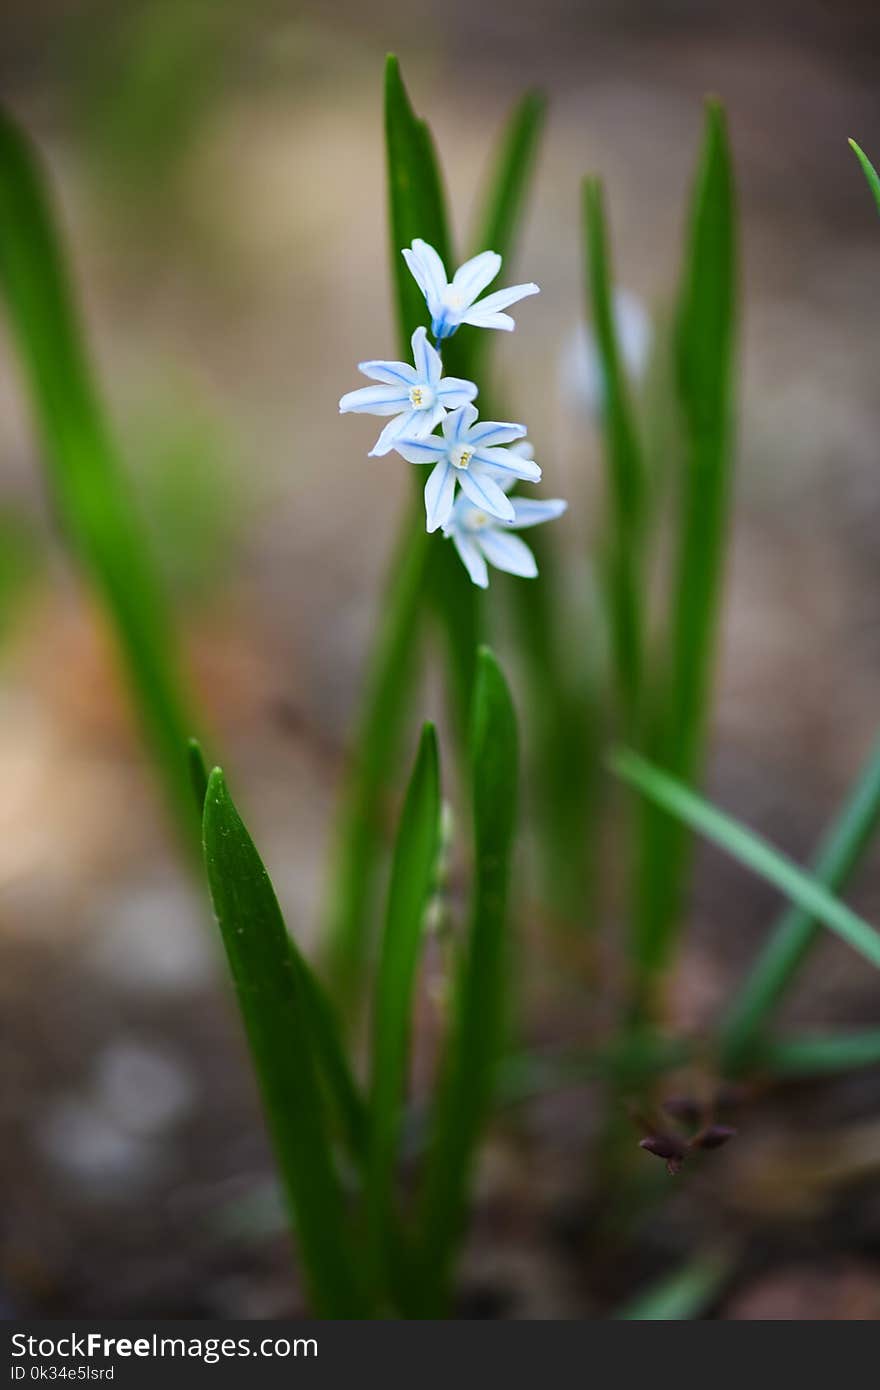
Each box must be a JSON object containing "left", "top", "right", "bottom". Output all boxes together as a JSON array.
[
  {"left": 203, "top": 768, "right": 366, "bottom": 1316},
  {"left": 617, "top": 1250, "right": 730, "bottom": 1320},
  {"left": 761, "top": 1029, "right": 880, "bottom": 1077},
  {"left": 583, "top": 177, "right": 645, "bottom": 731},
  {"left": 719, "top": 733, "right": 880, "bottom": 1073},
  {"left": 632, "top": 101, "right": 737, "bottom": 996},
  {"left": 366, "top": 723, "right": 441, "bottom": 1293},
  {"left": 187, "top": 735, "right": 209, "bottom": 813},
  {"left": 613, "top": 749, "right": 880, "bottom": 972},
  {"left": 0, "top": 105, "right": 200, "bottom": 849},
  {"left": 464, "top": 90, "right": 545, "bottom": 385},
  {"left": 849, "top": 139, "right": 880, "bottom": 216},
  {"left": 418, "top": 647, "right": 518, "bottom": 1313}
]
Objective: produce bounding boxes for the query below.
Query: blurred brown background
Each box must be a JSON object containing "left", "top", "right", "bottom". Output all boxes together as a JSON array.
[{"left": 1, "top": 0, "right": 880, "bottom": 1318}]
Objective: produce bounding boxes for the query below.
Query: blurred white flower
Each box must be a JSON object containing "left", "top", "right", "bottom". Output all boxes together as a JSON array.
[
  {"left": 394, "top": 403, "right": 541, "bottom": 533},
  {"left": 563, "top": 288, "right": 652, "bottom": 417},
  {"left": 339, "top": 325, "right": 477, "bottom": 456},
  {"left": 402, "top": 238, "right": 539, "bottom": 341}
]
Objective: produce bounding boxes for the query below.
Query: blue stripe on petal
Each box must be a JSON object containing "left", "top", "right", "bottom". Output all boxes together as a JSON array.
[
  {"left": 474, "top": 446, "right": 541, "bottom": 482},
  {"left": 357, "top": 359, "right": 418, "bottom": 387},
  {"left": 394, "top": 436, "right": 449, "bottom": 465},
  {"left": 339, "top": 385, "right": 410, "bottom": 415},
  {"left": 458, "top": 467, "right": 515, "bottom": 522},
  {"left": 424, "top": 459, "right": 457, "bottom": 532},
  {"left": 465, "top": 420, "right": 526, "bottom": 448},
  {"left": 508, "top": 498, "right": 568, "bottom": 529}
]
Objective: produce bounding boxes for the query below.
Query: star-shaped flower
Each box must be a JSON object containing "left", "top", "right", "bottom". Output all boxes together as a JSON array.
[
  {"left": 394, "top": 404, "right": 541, "bottom": 533},
  {"left": 442, "top": 479, "right": 567, "bottom": 588},
  {"left": 402, "top": 239, "right": 539, "bottom": 341},
  {"left": 338, "top": 326, "right": 477, "bottom": 456}
]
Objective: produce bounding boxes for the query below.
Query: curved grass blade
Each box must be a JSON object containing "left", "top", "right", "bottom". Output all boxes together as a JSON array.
[
  {"left": 203, "top": 769, "right": 366, "bottom": 1316},
  {"left": 719, "top": 733, "right": 880, "bottom": 1073},
  {"left": 760, "top": 1030, "right": 880, "bottom": 1077},
  {"left": 849, "top": 139, "right": 880, "bottom": 216},
  {"left": 583, "top": 177, "right": 645, "bottom": 731},
  {"left": 633, "top": 101, "right": 737, "bottom": 995},
  {"left": 0, "top": 106, "right": 200, "bottom": 850},
  {"left": 613, "top": 748, "right": 880, "bottom": 971},
  {"left": 417, "top": 647, "right": 518, "bottom": 1314},
  {"left": 616, "top": 1249, "right": 731, "bottom": 1320},
  {"left": 366, "top": 723, "right": 441, "bottom": 1291}
]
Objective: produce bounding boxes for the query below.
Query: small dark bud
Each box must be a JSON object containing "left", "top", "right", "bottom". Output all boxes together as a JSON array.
[
  {"left": 639, "top": 1134, "right": 688, "bottom": 1162},
  {"left": 692, "top": 1124, "right": 737, "bottom": 1151}
]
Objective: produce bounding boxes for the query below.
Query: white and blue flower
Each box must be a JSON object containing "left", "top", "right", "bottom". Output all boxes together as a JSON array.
[
  {"left": 338, "top": 325, "right": 477, "bottom": 456},
  {"left": 402, "top": 239, "right": 539, "bottom": 341},
  {"left": 443, "top": 480, "right": 567, "bottom": 588},
  {"left": 394, "top": 403, "right": 542, "bottom": 533}
]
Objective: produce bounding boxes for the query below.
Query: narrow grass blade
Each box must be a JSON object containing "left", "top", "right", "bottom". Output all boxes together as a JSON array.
[
  {"left": 0, "top": 106, "right": 200, "bottom": 850},
  {"left": 187, "top": 736, "right": 209, "bottom": 813},
  {"left": 849, "top": 139, "right": 880, "bottom": 215},
  {"left": 613, "top": 749, "right": 880, "bottom": 972},
  {"left": 384, "top": 53, "right": 453, "bottom": 352},
  {"left": 583, "top": 178, "right": 645, "bottom": 730},
  {"left": 203, "top": 769, "right": 366, "bottom": 1316},
  {"left": 366, "top": 724, "right": 441, "bottom": 1291},
  {"left": 719, "top": 733, "right": 880, "bottom": 1073},
  {"left": 418, "top": 647, "right": 518, "bottom": 1313},
  {"left": 463, "top": 90, "right": 545, "bottom": 385},
  {"left": 632, "top": 101, "right": 737, "bottom": 991},
  {"left": 616, "top": 1250, "right": 731, "bottom": 1320},
  {"left": 323, "top": 520, "right": 428, "bottom": 1003},
  {"left": 761, "top": 1030, "right": 880, "bottom": 1077}
]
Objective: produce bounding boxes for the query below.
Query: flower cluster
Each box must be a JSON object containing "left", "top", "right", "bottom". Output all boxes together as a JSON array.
[{"left": 339, "top": 238, "right": 566, "bottom": 586}]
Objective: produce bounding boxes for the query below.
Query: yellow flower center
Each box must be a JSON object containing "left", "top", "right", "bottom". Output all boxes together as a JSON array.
[{"left": 451, "top": 446, "right": 473, "bottom": 471}]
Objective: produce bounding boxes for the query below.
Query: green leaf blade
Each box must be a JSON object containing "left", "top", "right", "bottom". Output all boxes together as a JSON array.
[
  {"left": 203, "top": 769, "right": 365, "bottom": 1317},
  {"left": 614, "top": 748, "right": 880, "bottom": 973},
  {"left": 366, "top": 723, "right": 441, "bottom": 1285},
  {"left": 719, "top": 732, "right": 880, "bottom": 1072},
  {"left": 632, "top": 100, "right": 737, "bottom": 992},
  {"left": 583, "top": 176, "right": 645, "bottom": 729},
  {"left": 418, "top": 647, "right": 519, "bottom": 1313},
  {"left": 849, "top": 139, "right": 880, "bottom": 216},
  {"left": 0, "top": 105, "right": 199, "bottom": 849}
]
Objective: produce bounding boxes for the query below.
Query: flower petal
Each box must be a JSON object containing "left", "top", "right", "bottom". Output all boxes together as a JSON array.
[
  {"left": 450, "top": 529, "right": 489, "bottom": 587},
  {"left": 458, "top": 310, "right": 515, "bottom": 331},
  {"left": 464, "top": 419, "right": 526, "bottom": 448},
  {"left": 451, "top": 250, "right": 502, "bottom": 305},
  {"left": 424, "top": 459, "right": 457, "bottom": 533},
  {"left": 458, "top": 466, "right": 516, "bottom": 522},
  {"left": 369, "top": 409, "right": 420, "bottom": 456},
  {"left": 339, "top": 385, "right": 410, "bottom": 416},
  {"left": 436, "top": 376, "right": 478, "bottom": 408},
  {"left": 394, "top": 435, "right": 449, "bottom": 465},
  {"left": 411, "top": 325, "right": 442, "bottom": 386},
  {"left": 508, "top": 497, "right": 568, "bottom": 529},
  {"left": 441, "top": 402, "right": 478, "bottom": 443},
  {"left": 473, "top": 445, "right": 541, "bottom": 482},
  {"left": 470, "top": 282, "right": 540, "bottom": 315},
  {"left": 357, "top": 358, "right": 417, "bottom": 387},
  {"left": 477, "top": 528, "right": 538, "bottom": 578},
  {"left": 403, "top": 239, "right": 448, "bottom": 316}
]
